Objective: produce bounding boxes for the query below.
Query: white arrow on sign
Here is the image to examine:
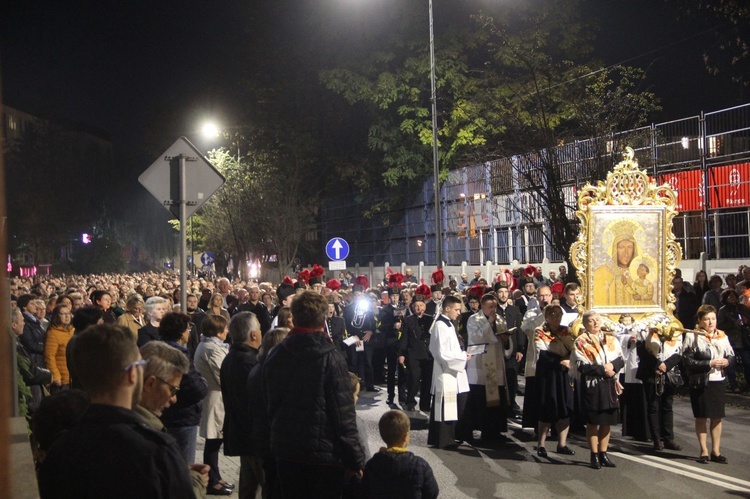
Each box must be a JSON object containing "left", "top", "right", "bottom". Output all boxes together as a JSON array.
[{"left": 331, "top": 239, "right": 344, "bottom": 260}]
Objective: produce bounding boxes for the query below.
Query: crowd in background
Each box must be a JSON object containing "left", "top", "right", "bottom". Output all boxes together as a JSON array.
[{"left": 8, "top": 261, "right": 750, "bottom": 497}]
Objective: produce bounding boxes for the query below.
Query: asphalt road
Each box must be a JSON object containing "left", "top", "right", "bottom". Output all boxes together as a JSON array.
[{"left": 355, "top": 385, "right": 750, "bottom": 499}]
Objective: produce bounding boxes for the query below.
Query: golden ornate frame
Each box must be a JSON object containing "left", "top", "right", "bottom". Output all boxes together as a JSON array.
[{"left": 569, "top": 147, "right": 683, "bottom": 332}]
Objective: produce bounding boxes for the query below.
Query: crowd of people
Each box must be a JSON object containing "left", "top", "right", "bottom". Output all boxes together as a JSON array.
[{"left": 8, "top": 262, "right": 748, "bottom": 497}]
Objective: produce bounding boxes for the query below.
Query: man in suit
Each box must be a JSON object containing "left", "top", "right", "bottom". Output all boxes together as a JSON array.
[
  {"left": 514, "top": 279, "right": 537, "bottom": 316},
  {"left": 398, "top": 298, "right": 434, "bottom": 412},
  {"left": 495, "top": 282, "right": 524, "bottom": 418},
  {"left": 238, "top": 285, "right": 272, "bottom": 335},
  {"left": 381, "top": 289, "right": 407, "bottom": 405},
  {"left": 327, "top": 300, "right": 348, "bottom": 356},
  {"left": 424, "top": 285, "right": 443, "bottom": 317}
]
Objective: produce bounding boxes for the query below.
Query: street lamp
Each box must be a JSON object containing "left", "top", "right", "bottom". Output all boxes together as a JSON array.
[
  {"left": 201, "top": 121, "right": 241, "bottom": 160},
  {"left": 201, "top": 122, "right": 220, "bottom": 139},
  {"left": 429, "top": 0, "right": 443, "bottom": 267}
]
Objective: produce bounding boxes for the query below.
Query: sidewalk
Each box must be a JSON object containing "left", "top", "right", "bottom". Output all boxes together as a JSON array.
[{"left": 195, "top": 437, "right": 242, "bottom": 494}]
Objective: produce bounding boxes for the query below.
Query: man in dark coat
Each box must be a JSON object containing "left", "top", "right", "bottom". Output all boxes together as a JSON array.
[
  {"left": 398, "top": 298, "right": 434, "bottom": 412},
  {"left": 380, "top": 289, "right": 407, "bottom": 405},
  {"left": 221, "top": 312, "right": 263, "bottom": 498},
  {"left": 495, "top": 282, "right": 524, "bottom": 417},
  {"left": 238, "top": 285, "right": 272, "bottom": 334},
  {"left": 185, "top": 293, "right": 207, "bottom": 359},
  {"left": 673, "top": 277, "right": 698, "bottom": 330},
  {"left": 18, "top": 294, "right": 46, "bottom": 368},
  {"left": 38, "top": 324, "right": 194, "bottom": 499},
  {"left": 327, "top": 300, "right": 348, "bottom": 358},
  {"left": 263, "top": 291, "right": 365, "bottom": 498},
  {"left": 343, "top": 287, "right": 378, "bottom": 391},
  {"left": 514, "top": 280, "right": 537, "bottom": 316}
]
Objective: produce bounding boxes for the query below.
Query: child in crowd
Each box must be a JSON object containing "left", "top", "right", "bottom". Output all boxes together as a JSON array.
[{"left": 361, "top": 410, "right": 439, "bottom": 499}]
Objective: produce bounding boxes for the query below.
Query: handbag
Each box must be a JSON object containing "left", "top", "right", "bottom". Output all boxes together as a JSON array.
[{"left": 666, "top": 367, "right": 684, "bottom": 387}]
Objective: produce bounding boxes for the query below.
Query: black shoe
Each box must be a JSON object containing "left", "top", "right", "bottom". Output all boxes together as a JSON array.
[
  {"left": 590, "top": 452, "right": 601, "bottom": 469},
  {"left": 663, "top": 440, "right": 682, "bottom": 451},
  {"left": 207, "top": 484, "right": 232, "bottom": 496},
  {"left": 405, "top": 404, "right": 416, "bottom": 411},
  {"left": 556, "top": 445, "right": 575, "bottom": 455},
  {"left": 653, "top": 439, "right": 664, "bottom": 451},
  {"left": 218, "top": 481, "right": 234, "bottom": 490},
  {"left": 386, "top": 396, "right": 394, "bottom": 405},
  {"left": 710, "top": 453, "right": 728, "bottom": 464},
  {"left": 598, "top": 452, "right": 616, "bottom": 468},
  {"left": 537, "top": 447, "right": 548, "bottom": 457},
  {"left": 365, "top": 386, "right": 377, "bottom": 392},
  {"left": 697, "top": 455, "right": 709, "bottom": 464}
]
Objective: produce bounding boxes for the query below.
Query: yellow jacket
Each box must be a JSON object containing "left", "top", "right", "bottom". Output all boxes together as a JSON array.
[
  {"left": 45, "top": 325, "right": 74, "bottom": 385},
  {"left": 117, "top": 312, "right": 144, "bottom": 339}
]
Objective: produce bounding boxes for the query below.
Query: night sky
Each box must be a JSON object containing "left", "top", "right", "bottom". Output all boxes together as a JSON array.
[{"left": 1, "top": 0, "right": 744, "bottom": 187}]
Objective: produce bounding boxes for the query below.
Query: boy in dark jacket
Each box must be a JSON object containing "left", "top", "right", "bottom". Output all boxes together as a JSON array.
[{"left": 361, "top": 410, "right": 439, "bottom": 499}]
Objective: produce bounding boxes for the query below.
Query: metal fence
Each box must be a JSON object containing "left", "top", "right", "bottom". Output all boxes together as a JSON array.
[{"left": 321, "top": 103, "right": 750, "bottom": 266}]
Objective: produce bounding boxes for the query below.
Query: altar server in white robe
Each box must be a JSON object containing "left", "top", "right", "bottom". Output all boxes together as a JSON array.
[{"left": 428, "top": 295, "right": 472, "bottom": 449}]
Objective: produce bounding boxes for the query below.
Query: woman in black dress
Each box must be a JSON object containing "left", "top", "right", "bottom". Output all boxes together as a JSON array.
[
  {"left": 572, "top": 311, "right": 625, "bottom": 469},
  {"left": 535, "top": 305, "right": 576, "bottom": 457},
  {"left": 683, "top": 305, "right": 734, "bottom": 464}
]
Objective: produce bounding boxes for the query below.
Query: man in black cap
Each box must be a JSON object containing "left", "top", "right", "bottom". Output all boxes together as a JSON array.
[{"left": 380, "top": 288, "right": 406, "bottom": 405}]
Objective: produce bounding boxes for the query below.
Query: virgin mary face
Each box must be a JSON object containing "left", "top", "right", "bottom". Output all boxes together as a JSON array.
[{"left": 616, "top": 240, "right": 635, "bottom": 268}]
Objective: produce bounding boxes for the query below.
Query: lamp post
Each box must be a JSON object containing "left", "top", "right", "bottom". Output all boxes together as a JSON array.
[{"left": 429, "top": 0, "right": 443, "bottom": 267}]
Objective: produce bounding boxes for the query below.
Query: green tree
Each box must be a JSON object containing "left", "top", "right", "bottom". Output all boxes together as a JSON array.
[
  {"left": 71, "top": 238, "right": 127, "bottom": 274},
  {"left": 320, "top": 0, "right": 660, "bottom": 269},
  {"left": 188, "top": 135, "right": 318, "bottom": 280}
]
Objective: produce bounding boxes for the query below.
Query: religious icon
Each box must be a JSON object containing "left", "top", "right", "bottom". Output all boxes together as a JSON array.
[
  {"left": 589, "top": 208, "right": 663, "bottom": 311},
  {"left": 570, "top": 147, "right": 682, "bottom": 321}
]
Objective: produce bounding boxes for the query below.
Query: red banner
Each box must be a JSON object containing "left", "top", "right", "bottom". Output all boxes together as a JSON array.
[
  {"left": 658, "top": 162, "right": 750, "bottom": 212},
  {"left": 708, "top": 162, "right": 750, "bottom": 209},
  {"left": 659, "top": 169, "right": 704, "bottom": 212}
]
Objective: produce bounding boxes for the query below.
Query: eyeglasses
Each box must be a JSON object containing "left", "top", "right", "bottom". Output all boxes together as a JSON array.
[
  {"left": 156, "top": 377, "right": 180, "bottom": 396},
  {"left": 123, "top": 358, "right": 149, "bottom": 371}
]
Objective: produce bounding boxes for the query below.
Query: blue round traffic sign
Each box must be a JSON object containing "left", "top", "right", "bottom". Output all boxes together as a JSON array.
[
  {"left": 201, "top": 251, "right": 215, "bottom": 266},
  {"left": 325, "top": 238, "right": 350, "bottom": 261}
]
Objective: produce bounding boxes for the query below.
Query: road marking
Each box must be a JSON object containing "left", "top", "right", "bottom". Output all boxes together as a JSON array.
[
  {"left": 610, "top": 452, "right": 750, "bottom": 494},
  {"left": 633, "top": 453, "right": 750, "bottom": 488},
  {"left": 508, "top": 420, "right": 750, "bottom": 493}
]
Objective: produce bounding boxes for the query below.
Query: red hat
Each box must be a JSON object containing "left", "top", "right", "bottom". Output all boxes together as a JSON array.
[
  {"left": 467, "top": 284, "right": 486, "bottom": 300},
  {"left": 431, "top": 268, "right": 445, "bottom": 285},
  {"left": 282, "top": 275, "right": 293, "bottom": 285},
  {"left": 415, "top": 283, "right": 432, "bottom": 301},
  {"left": 354, "top": 275, "right": 369, "bottom": 289},
  {"left": 524, "top": 265, "right": 536, "bottom": 277},
  {"left": 551, "top": 281, "right": 565, "bottom": 296},
  {"left": 311, "top": 264, "right": 325, "bottom": 279},
  {"left": 389, "top": 273, "right": 405, "bottom": 286},
  {"left": 297, "top": 268, "right": 311, "bottom": 285},
  {"left": 326, "top": 279, "right": 341, "bottom": 291}
]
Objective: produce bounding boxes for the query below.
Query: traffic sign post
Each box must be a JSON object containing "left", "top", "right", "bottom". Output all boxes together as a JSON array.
[
  {"left": 325, "top": 237, "right": 350, "bottom": 261},
  {"left": 140, "top": 137, "right": 225, "bottom": 309}
]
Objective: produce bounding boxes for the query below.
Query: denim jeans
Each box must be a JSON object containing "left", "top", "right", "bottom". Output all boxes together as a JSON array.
[{"left": 165, "top": 425, "right": 198, "bottom": 464}]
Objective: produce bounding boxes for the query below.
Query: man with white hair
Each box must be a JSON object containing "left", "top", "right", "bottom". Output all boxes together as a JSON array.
[{"left": 222, "top": 312, "right": 264, "bottom": 498}]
